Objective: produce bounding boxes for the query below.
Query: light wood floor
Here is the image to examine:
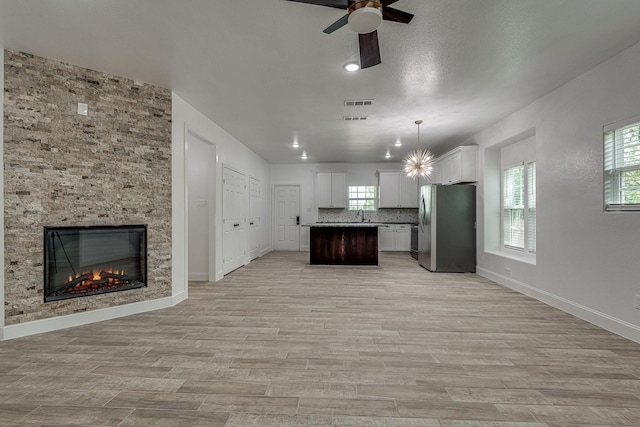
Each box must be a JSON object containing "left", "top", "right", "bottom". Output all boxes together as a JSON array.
[{"left": 2, "top": 252, "right": 640, "bottom": 426}]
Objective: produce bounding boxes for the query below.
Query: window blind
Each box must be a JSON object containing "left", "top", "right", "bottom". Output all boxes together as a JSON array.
[{"left": 503, "top": 164, "right": 525, "bottom": 249}]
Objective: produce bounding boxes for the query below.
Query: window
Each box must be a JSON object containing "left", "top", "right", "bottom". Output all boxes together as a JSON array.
[
  {"left": 348, "top": 186, "right": 376, "bottom": 211},
  {"left": 604, "top": 119, "right": 640, "bottom": 211},
  {"left": 503, "top": 162, "right": 536, "bottom": 253}
]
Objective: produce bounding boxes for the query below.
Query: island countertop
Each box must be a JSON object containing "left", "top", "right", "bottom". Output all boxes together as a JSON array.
[{"left": 303, "top": 222, "right": 388, "bottom": 228}]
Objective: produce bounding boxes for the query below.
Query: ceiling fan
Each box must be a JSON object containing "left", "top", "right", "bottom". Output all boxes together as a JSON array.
[{"left": 286, "top": 0, "right": 414, "bottom": 69}]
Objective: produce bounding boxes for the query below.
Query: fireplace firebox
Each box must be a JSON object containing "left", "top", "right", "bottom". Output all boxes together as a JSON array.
[{"left": 44, "top": 225, "right": 147, "bottom": 302}]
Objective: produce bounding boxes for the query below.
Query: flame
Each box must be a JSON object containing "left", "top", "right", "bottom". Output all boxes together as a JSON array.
[{"left": 93, "top": 271, "right": 101, "bottom": 281}]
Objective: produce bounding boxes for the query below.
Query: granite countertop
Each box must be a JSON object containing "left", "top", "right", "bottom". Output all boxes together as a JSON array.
[
  {"left": 304, "top": 222, "right": 417, "bottom": 227},
  {"left": 303, "top": 222, "right": 389, "bottom": 227}
]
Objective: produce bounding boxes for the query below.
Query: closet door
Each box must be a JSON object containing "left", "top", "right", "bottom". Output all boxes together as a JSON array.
[{"left": 223, "top": 165, "right": 247, "bottom": 274}]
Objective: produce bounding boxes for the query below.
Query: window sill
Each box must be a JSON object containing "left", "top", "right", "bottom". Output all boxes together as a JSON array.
[{"left": 484, "top": 249, "right": 536, "bottom": 266}]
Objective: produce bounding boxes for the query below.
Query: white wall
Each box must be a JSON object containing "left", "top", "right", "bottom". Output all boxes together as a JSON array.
[
  {"left": 173, "top": 94, "right": 271, "bottom": 284},
  {"left": 471, "top": 40, "right": 640, "bottom": 342},
  {"left": 270, "top": 162, "right": 404, "bottom": 250},
  {"left": 0, "top": 48, "right": 5, "bottom": 328}
]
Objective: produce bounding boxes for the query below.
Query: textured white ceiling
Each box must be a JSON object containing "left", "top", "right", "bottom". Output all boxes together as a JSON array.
[{"left": 2, "top": 0, "right": 640, "bottom": 163}]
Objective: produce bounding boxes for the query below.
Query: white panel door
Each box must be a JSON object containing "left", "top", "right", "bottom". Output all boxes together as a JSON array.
[
  {"left": 223, "top": 166, "right": 247, "bottom": 274},
  {"left": 274, "top": 185, "right": 300, "bottom": 251},
  {"left": 249, "top": 177, "right": 261, "bottom": 260}
]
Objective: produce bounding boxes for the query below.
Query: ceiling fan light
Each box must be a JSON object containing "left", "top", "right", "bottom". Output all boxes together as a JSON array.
[
  {"left": 348, "top": 7, "right": 382, "bottom": 34},
  {"left": 343, "top": 62, "right": 360, "bottom": 72}
]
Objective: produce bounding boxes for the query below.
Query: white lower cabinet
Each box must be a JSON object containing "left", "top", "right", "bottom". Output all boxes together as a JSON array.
[{"left": 378, "top": 224, "right": 411, "bottom": 251}]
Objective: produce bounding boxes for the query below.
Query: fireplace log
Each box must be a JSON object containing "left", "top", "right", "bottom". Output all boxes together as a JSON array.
[{"left": 66, "top": 272, "right": 92, "bottom": 287}]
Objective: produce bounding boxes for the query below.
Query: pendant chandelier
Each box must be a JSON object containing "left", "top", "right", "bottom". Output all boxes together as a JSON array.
[{"left": 403, "top": 120, "right": 435, "bottom": 179}]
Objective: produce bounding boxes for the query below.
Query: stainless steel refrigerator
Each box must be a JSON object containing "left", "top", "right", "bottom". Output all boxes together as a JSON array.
[{"left": 418, "top": 184, "right": 476, "bottom": 272}]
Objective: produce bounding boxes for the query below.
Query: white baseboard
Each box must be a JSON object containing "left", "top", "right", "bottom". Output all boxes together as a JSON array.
[
  {"left": 260, "top": 247, "right": 272, "bottom": 257},
  {"left": 0, "top": 291, "right": 188, "bottom": 341},
  {"left": 188, "top": 272, "right": 208, "bottom": 281},
  {"left": 477, "top": 267, "right": 640, "bottom": 344}
]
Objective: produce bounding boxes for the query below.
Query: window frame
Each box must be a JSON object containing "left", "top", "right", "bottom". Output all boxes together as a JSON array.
[
  {"left": 347, "top": 185, "right": 377, "bottom": 211},
  {"left": 604, "top": 117, "right": 640, "bottom": 212},
  {"left": 501, "top": 161, "right": 536, "bottom": 257}
]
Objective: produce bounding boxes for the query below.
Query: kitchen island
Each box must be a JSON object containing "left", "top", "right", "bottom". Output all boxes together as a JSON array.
[{"left": 308, "top": 223, "right": 381, "bottom": 265}]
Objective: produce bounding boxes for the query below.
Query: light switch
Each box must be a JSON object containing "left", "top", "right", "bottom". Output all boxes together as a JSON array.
[{"left": 77, "top": 102, "right": 88, "bottom": 116}]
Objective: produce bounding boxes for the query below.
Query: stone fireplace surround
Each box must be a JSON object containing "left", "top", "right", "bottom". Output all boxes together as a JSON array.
[{"left": 2, "top": 50, "right": 173, "bottom": 336}]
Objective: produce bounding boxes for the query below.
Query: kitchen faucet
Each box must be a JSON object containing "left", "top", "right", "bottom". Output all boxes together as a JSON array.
[{"left": 355, "top": 209, "right": 365, "bottom": 222}]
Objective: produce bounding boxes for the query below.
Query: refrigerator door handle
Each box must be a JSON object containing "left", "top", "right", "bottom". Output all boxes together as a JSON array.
[{"left": 419, "top": 195, "right": 427, "bottom": 233}]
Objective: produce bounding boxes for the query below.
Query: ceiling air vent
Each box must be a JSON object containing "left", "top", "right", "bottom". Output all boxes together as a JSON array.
[
  {"left": 343, "top": 116, "right": 368, "bottom": 121},
  {"left": 344, "top": 99, "right": 374, "bottom": 107}
]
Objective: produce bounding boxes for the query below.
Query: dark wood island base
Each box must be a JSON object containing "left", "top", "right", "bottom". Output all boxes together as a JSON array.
[{"left": 309, "top": 225, "right": 379, "bottom": 265}]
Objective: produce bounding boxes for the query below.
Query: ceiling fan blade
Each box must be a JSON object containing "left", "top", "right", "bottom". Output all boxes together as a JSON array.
[
  {"left": 383, "top": 7, "right": 414, "bottom": 24},
  {"left": 380, "top": 0, "right": 400, "bottom": 5},
  {"left": 285, "top": 0, "right": 348, "bottom": 10},
  {"left": 323, "top": 14, "right": 349, "bottom": 34},
  {"left": 359, "top": 31, "right": 381, "bottom": 69}
]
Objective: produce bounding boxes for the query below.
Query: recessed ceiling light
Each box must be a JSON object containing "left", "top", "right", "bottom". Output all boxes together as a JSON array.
[
  {"left": 301, "top": 151, "right": 308, "bottom": 160},
  {"left": 385, "top": 150, "right": 391, "bottom": 159},
  {"left": 343, "top": 62, "right": 360, "bottom": 72},
  {"left": 292, "top": 140, "right": 300, "bottom": 148},
  {"left": 395, "top": 139, "right": 402, "bottom": 147}
]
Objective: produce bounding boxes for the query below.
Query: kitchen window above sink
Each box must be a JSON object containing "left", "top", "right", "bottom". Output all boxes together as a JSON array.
[{"left": 348, "top": 186, "right": 377, "bottom": 211}]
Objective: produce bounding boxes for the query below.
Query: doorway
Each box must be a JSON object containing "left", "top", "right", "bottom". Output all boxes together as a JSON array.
[
  {"left": 273, "top": 185, "right": 300, "bottom": 251},
  {"left": 187, "top": 132, "right": 216, "bottom": 282}
]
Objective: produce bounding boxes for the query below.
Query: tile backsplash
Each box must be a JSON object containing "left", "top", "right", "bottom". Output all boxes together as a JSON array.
[{"left": 318, "top": 208, "right": 418, "bottom": 224}]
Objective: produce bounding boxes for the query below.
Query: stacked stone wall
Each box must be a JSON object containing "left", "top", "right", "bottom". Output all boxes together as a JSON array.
[{"left": 3, "top": 50, "right": 172, "bottom": 324}]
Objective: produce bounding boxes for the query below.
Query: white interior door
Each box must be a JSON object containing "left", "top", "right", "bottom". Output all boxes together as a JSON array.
[
  {"left": 249, "top": 177, "right": 261, "bottom": 260},
  {"left": 187, "top": 132, "right": 215, "bottom": 282},
  {"left": 223, "top": 165, "right": 247, "bottom": 274},
  {"left": 273, "top": 185, "right": 300, "bottom": 251}
]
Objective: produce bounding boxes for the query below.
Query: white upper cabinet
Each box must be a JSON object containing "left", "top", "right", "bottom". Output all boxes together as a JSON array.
[
  {"left": 378, "top": 171, "right": 418, "bottom": 208},
  {"left": 438, "top": 145, "right": 478, "bottom": 185},
  {"left": 317, "top": 172, "right": 346, "bottom": 208}
]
